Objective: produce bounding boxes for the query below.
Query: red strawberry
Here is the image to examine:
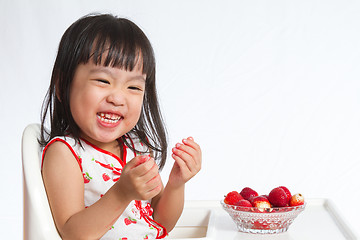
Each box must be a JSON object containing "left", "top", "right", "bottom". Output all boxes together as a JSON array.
[
  {"left": 240, "top": 187, "right": 258, "bottom": 201},
  {"left": 124, "top": 217, "right": 137, "bottom": 225},
  {"left": 252, "top": 195, "right": 271, "bottom": 210},
  {"left": 236, "top": 199, "right": 252, "bottom": 208},
  {"left": 102, "top": 173, "right": 110, "bottom": 181},
  {"left": 134, "top": 155, "right": 150, "bottom": 168},
  {"left": 268, "top": 187, "right": 289, "bottom": 207},
  {"left": 249, "top": 195, "right": 266, "bottom": 205},
  {"left": 279, "top": 186, "right": 292, "bottom": 202},
  {"left": 224, "top": 191, "right": 243, "bottom": 205},
  {"left": 289, "top": 193, "right": 305, "bottom": 206},
  {"left": 83, "top": 172, "right": 92, "bottom": 183},
  {"left": 124, "top": 218, "right": 132, "bottom": 225}
]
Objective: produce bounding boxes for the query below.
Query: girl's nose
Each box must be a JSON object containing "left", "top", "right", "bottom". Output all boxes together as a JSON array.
[{"left": 106, "top": 90, "right": 125, "bottom": 106}]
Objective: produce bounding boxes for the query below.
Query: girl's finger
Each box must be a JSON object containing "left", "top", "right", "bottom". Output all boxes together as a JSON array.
[
  {"left": 174, "top": 143, "right": 201, "bottom": 167},
  {"left": 181, "top": 138, "right": 201, "bottom": 159},
  {"left": 182, "top": 137, "right": 201, "bottom": 152},
  {"left": 174, "top": 143, "right": 196, "bottom": 159},
  {"left": 140, "top": 160, "right": 159, "bottom": 182},
  {"left": 171, "top": 153, "right": 191, "bottom": 174},
  {"left": 132, "top": 157, "right": 157, "bottom": 177},
  {"left": 146, "top": 174, "right": 162, "bottom": 190},
  {"left": 172, "top": 147, "right": 197, "bottom": 173}
]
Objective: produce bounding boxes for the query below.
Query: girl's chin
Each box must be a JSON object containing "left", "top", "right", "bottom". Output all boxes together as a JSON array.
[
  {"left": 81, "top": 131, "right": 123, "bottom": 145},
  {"left": 96, "top": 132, "right": 124, "bottom": 143}
]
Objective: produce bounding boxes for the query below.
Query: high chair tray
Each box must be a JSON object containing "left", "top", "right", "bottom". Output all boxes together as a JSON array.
[{"left": 169, "top": 199, "right": 357, "bottom": 240}]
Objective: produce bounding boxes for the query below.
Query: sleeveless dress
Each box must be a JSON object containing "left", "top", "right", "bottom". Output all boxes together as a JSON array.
[{"left": 42, "top": 134, "right": 167, "bottom": 240}]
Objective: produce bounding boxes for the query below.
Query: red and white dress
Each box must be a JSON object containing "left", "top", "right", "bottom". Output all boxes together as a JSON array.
[{"left": 42, "top": 134, "right": 167, "bottom": 240}]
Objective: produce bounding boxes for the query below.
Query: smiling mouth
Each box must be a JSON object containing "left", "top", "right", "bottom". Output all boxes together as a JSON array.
[{"left": 97, "top": 112, "right": 122, "bottom": 124}]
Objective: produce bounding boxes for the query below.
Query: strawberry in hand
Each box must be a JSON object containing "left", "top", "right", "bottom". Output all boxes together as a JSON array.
[{"left": 116, "top": 155, "right": 162, "bottom": 201}]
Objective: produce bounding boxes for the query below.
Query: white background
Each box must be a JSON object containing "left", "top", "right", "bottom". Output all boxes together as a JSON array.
[{"left": 1, "top": 0, "right": 359, "bottom": 238}]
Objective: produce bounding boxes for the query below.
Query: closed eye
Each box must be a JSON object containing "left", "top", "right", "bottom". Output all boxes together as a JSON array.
[
  {"left": 128, "top": 86, "right": 143, "bottom": 91},
  {"left": 96, "top": 79, "right": 110, "bottom": 84}
]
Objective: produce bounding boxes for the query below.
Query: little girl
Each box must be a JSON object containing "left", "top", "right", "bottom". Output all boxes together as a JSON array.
[{"left": 39, "top": 13, "right": 201, "bottom": 240}]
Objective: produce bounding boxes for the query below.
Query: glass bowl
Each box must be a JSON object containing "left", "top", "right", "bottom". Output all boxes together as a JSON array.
[{"left": 220, "top": 200, "right": 306, "bottom": 234}]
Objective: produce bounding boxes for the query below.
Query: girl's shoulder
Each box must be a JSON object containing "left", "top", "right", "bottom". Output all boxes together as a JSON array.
[
  {"left": 41, "top": 135, "right": 82, "bottom": 170},
  {"left": 42, "top": 135, "right": 80, "bottom": 156},
  {"left": 44, "top": 135, "right": 78, "bottom": 147}
]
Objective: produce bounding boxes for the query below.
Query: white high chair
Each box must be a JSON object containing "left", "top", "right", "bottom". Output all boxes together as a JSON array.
[{"left": 22, "top": 123, "right": 62, "bottom": 240}]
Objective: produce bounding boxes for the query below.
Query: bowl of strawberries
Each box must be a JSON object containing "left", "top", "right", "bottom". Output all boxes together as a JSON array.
[{"left": 221, "top": 186, "right": 306, "bottom": 234}]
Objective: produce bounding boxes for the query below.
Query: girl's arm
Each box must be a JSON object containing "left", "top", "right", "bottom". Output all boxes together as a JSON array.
[
  {"left": 42, "top": 141, "right": 161, "bottom": 240},
  {"left": 152, "top": 137, "right": 202, "bottom": 232}
]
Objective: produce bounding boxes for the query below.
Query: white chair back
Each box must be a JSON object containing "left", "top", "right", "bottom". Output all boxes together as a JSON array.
[{"left": 22, "top": 123, "right": 61, "bottom": 240}]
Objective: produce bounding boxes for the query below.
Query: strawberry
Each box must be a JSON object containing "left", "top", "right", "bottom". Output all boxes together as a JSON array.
[
  {"left": 279, "top": 186, "right": 292, "bottom": 202},
  {"left": 124, "top": 217, "right": 137, "bottom": 225},
  {"left": 224, "top": 191, "right": 243, "bottom": 205},
  {"left": 236, "top": 199, "right": 252, "bottom": 208},
  {"left": 249, "top": 195, "right": 266, "bottom": 205},
  {"left": 240, "top": 187, "right": 258, "bottom": 201},
  {"left": 252, "top": 195, "right": 271, "bottom": 210},
  {"left": 83, "top": 172, "right": 92, "bottom": 183},
  {"left": 124, "top": 218, "right": 132, "bottom": 225},
  {"left": 289, "top": 193, "right": 304, "bottom": 206},
  {"left": 134, "top": 155, "right": 150, "bottom": 167},
  {"left": 268, "top": 187, "right": 289, "bottom": 207},
  {"left": 102, "top": 173, "right": 110, "bottom": 181}
]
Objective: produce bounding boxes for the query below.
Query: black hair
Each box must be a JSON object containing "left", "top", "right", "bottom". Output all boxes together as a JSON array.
[{"left": 40, "top": 13, "right": 167, "bottom": 169}]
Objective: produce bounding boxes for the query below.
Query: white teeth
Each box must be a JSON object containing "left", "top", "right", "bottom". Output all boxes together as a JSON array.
[
  {"left": 105, "top": 113, "right": 120, "bottom": 120},
  {"left": 97, "top": 113, "right": 122, "bottom": 123}
]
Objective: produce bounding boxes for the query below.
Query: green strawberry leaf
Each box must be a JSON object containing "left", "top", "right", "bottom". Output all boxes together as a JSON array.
[{"left": 85, "top": 172, "right": 92, "bottom": 179}]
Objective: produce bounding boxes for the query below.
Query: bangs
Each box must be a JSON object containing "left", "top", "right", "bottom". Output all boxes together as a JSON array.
[{"left": 75, "top": 15, "right": 155, "bottom": 76}]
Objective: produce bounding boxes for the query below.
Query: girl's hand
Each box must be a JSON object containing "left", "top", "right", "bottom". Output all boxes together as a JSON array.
[
  {"left": 169, "top": 137, "right": 202, "bottom": 189},
  {"left": 116, "top": 155, "right": 162, "bottom": 201}
]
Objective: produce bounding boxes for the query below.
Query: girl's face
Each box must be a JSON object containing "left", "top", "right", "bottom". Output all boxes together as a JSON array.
[{"left": 69, "top": 61, "right": 146, "bottom": 147}]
